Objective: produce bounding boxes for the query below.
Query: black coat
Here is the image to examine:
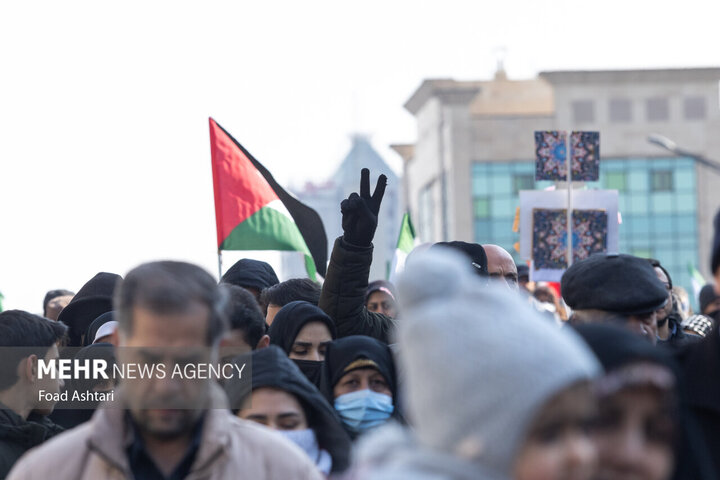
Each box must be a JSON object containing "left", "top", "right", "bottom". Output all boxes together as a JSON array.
[
  {"left": 676, "top": 323, "right": 720, "bottom": 479},
  {"left": 319, "top": 237, "right": 395, "bottom": 343},
  {"left": 0, "top": 408, "right": 64, "bottom": 478}
]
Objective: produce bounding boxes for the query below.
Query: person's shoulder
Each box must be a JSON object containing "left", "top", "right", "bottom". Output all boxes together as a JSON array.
[
  {"left": 6, "top": 422, "right": 93, "bottom": 479},
  {"left": 223, "top": 415, "right": 323, "bottom": 478}
]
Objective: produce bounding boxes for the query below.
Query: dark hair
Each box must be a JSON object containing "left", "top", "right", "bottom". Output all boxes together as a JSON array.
[
  {"left": 115, "top": 261, "right": 228, "bottom": 345},
  {"left": 259, "top": 278, "right": 321, "bottom": 315},
  {"left": 222, "top": 284, "right": 267, "bottom": 349},
  {"left": 0, "top": 310, "right": 68, "bottom": 391},
  {"left": 647, "top": 258, "right": 673, "bottom": 289},
  {"left": 43, "top": 289, "right": 75, "bottom": 316}
]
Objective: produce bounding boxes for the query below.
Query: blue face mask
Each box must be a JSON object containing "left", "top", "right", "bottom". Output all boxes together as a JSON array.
[{"left": 333, "top": 389, "right": 394, "bottom": 434}]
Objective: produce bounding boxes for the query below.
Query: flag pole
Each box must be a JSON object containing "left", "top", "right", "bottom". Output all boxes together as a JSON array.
[
  {"left": 566, "top": 135, "right": 573, "bottom": 268},
  {"left": 217, "top": 249, "right": 223, "bottom": 280}
]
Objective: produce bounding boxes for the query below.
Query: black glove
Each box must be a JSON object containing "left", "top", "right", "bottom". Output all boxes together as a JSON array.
[{"left": 341, "top": 168, "right": 387, "bottom": 247}]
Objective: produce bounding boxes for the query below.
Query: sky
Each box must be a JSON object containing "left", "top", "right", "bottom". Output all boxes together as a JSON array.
[{"left": 2, "top": 0, "right": 720, "bottom": 312}]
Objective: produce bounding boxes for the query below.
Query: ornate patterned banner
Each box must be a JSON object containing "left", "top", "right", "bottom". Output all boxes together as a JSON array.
[{"left": 532, "top": 208, "right": 608, "bottom": 269}]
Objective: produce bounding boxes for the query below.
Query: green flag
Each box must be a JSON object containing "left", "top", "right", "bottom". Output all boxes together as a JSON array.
[{"left": 389, "top": 213, "right": 418, "bottom": 282}]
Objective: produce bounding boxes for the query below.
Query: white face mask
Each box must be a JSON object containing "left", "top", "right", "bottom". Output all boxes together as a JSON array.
[{"left": 277, "top": 428, "right": 332, "bottom": 474}]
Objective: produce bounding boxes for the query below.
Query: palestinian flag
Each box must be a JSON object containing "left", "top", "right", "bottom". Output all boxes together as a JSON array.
[
  {"left": 209, "top": 118, "right": 327, "bottom": 279},
  {"left": 388, "top": 212, "right": 419, "bottom": 283}
]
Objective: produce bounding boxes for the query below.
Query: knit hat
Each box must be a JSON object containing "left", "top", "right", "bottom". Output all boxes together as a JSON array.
[
  {"left": 221, "top": 258, "right": 279, "bottom": 292},
  {"left": 396, "top": 249, "right": 600, "bottom": 478}
]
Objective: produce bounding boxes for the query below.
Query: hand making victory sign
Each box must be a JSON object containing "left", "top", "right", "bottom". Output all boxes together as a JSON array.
[{"left": 341, "top": 168, "right": 387, "bottom": 247}]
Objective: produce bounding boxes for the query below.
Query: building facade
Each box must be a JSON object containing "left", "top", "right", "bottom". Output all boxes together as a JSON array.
[{"left": 400, "top": 68, "right": 720, "bottom": 297}]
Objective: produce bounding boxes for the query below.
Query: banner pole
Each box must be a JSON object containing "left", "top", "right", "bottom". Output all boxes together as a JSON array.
[{"left": 217, "top": 250, "right": 223, "bottom": 280}]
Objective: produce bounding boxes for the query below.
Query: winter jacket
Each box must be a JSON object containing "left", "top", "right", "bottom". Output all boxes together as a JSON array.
[
  {"left": 675, "top": 324, "right": 720, "bottom": 479},
  {"left": 7, "top": 384, "right": 323, "bottom": 480},
  {"left": 0, "top": 407, "right": 63, "bottom": 478},
  {"left": 319, "top": 237, "right": 395, "bottom": 343}
]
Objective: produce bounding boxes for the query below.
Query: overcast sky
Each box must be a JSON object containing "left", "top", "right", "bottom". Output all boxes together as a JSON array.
[{"left": 2, "top": 0, "right": 719, "bottom": 311}]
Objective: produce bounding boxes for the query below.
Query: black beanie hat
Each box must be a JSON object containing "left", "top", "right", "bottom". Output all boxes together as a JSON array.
[
  {"left": 221, "top": 258, "right": 279, "bottom": 292},
  {"left": 432, "top": 241, "right": 488, "bottom": 276}
]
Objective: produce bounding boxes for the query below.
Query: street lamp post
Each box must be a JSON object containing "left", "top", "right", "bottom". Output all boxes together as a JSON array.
[{"left": 647, "top": 133, "right": 720, "bottom": 173}]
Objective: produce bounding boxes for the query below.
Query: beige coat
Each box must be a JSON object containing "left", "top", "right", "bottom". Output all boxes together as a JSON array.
[{"left": 8, "top": 385, "right": 322, "bottom": 480}]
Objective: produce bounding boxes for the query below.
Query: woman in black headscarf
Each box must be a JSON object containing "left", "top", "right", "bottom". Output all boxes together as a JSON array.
[
  {"left": 575, "top": 323, "right": 714, "bottom": 480},
  {"left": 267, "top": 301, "right": 337, "bottom": 386},
  {"left": 319, "top": 335, "right": 401, "bottom": 440},
  {"left": 226, "top": 346, "right": 351, "bottom": 476}
]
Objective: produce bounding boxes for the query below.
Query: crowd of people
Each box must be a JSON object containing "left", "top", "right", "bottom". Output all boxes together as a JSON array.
[{"left": 1, "top": 167, "right": 719, "bottom": 479}]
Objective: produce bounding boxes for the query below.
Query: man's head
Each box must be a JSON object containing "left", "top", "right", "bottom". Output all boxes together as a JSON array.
[
  {"left": 259, "top": 278, "right": 321, "bottom": 325},
  {"left": 221, "top": 284, "right": 269, "bottom": 351},
  {"left": 0, "top": 310, "right": 67, "bottom": 418},
  {"left": 699, "top": 284, "right": 720, "bottom": 318},
  {"left": 482, "top": 244, "right": 519, "bottom": 290},
  {"left": 562, "top": 254, "right": 668, "bottom": 344},
  {"left": 42, "top": 289, "right": 75, "bottom": 320},
  {"left": 114, "top": 261, "right": 228, "bottom": 439}
]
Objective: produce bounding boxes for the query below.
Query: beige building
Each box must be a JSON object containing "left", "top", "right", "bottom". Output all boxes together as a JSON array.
[{"left": 397, "top": 67, "right": 720, "bottom": 295}]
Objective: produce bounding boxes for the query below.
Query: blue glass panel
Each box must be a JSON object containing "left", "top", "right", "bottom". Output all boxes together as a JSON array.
[
  {"left": 675, "top": 215, "right": 697, "bottom": 234},
  {"left": 650, "top": 158, "right": 672, "bottom": 169},
  {"left": 488, "top": 163, "right": 511, "bottom": 174},
  {"left": 491, "top": 219, "right": 513, "bottom": 238},
  {"left": 674, "top": 193, "right": 695, "bottom": 214},
  {"left": 628, "top": 171, "right": 648, "bottom": 191},
  {"left": 474, "top": 220, "right": 492, "bottom": 242},
  {"left": 651, "top": 193, "right": 673, "bottom": 213},
  {"left": 630, "top": 216, "right": 650, "bottom": 235},
  {"left": 512, "top": 162, "right": 533, "bottom": 173},
  {"left": 674, "top": 169, "right": 694, "bottom": 191},
  {"left": 628, "top": 195, "right": 649, "bottom": 215},
  {"left": 472, "top": 174, "right": 488, "bottom": 195},
  {"left": 491, "top": 197, "right": 513, "bottom": 217},
  {"left": 490, "top": 175, "right": 512, "bottom": 195}
]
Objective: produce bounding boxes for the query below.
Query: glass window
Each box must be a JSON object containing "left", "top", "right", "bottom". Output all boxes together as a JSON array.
[
  {"left": 472, "top": 174, "right": 488, "bottom": 195},
  {"left": 674, "top": 169, "right": 694, "bottom": 191},
  {"left": 491, "top": 219, "right": 513, "bottom": 238},
  {"left": 676, "top": 215, "right": 697, "bottom": 234},
  {"left": 651, "top": 170, "right": 673, "bottom": 192},
  {"left": 631, "top": 248, "right": 653, "bottom": 258},
  {"left": 474, "top": 220, "right": 492, "bottom": 242},
  {"left": 572, "top": 100, "right": 595, "bottom": 123},
  {"left": 513, "top": 174, "right": 534, "bottom": 194},
  {"left": 474, "top": 197, "right": 490, "bottom": 218},
  {"left": 491, "top": 198, "right": 514, "bottom": 217},
  {"left": 628, "top": 170, "right": 648, "bottom": 191},
  {"left": 489, "top": 174, "right": 512, "bottom": 195},
  {"left": 627, "top": 195, "right": 649, "bottom": 215},
  {"left": 684, "top": 96, "right": 706, "bottom": 120},
  {"left": 605, "top": 171, "right": 627, "bottom": 191},
  {"left": 629, "top": 216, "right": 650, "bottom": 234},
  {"left": 651, "top": 215, "right": 674, "bottom": 235},
  {"left": 646, "top": 97, "right": 669, "bottom": 122},
  {"left": 609, "top": 98, "right": 632, "bottom": 122},
  {"left": 651, "top": 192, "right": 673, "bottom": 213},
  {"left": 675, "top": 193, "right": 696, "bottom": 214}
]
